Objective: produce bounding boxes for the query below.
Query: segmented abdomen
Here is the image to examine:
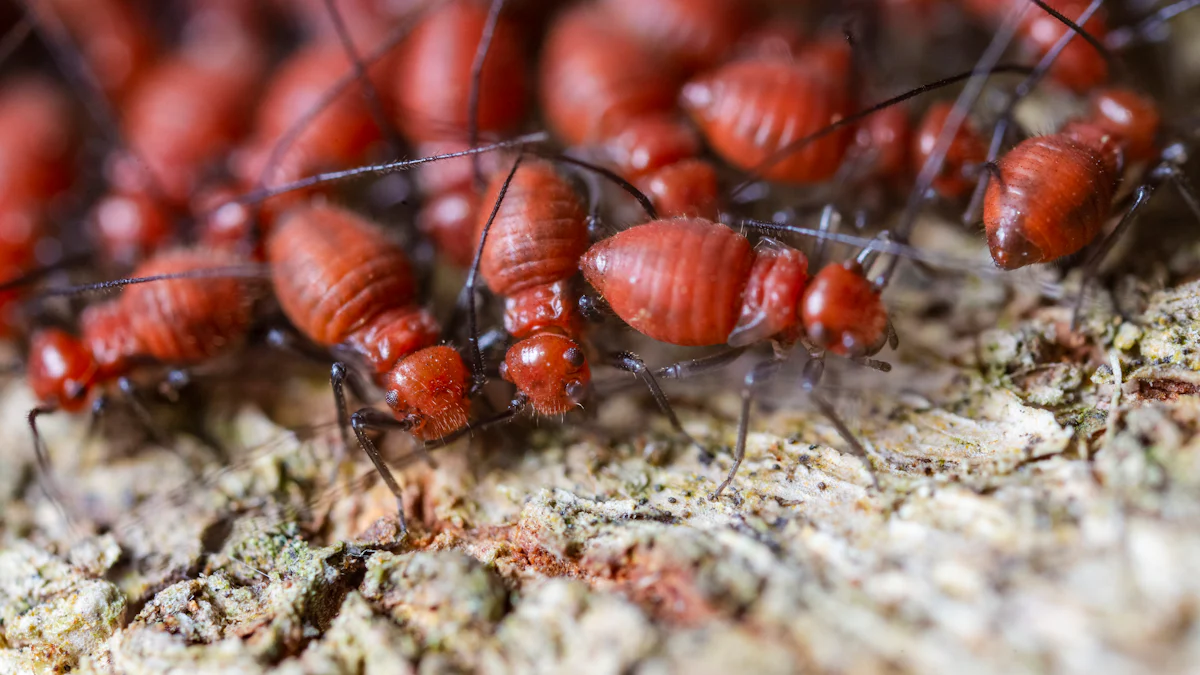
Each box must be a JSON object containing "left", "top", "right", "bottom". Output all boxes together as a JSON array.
[
  {"left": 581, "top": 218, "right": 754, "bottom": 346},
  {"left": 269, "top": 204, "right": 417, "bottom": 345},
  {"left": 680, "top": 58, "right": 853, "bottom": 184},
  {"left": 984, "top": 134, "right": 1116, "bottom": 269},
  {"left": 479, "top": 160, "right": 588, "bottom": 297},
  {"left": 121, "top": 248, "right": 253, "bottom": 363}
]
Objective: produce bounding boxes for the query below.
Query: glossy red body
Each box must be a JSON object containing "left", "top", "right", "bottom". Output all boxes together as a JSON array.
[
  {"left": 478, "top": 161, "right": 593, "bottom": 414},
  {"left": 540, "top": 5, "right": 680, "bottom": 146},
  {"left": 912, "top": 101, "right": 987, "bottom": 198},
  {"left": 26, "top": 248, "right": 254, "bottom": 412},
  {"left": 268, "top": 204, "right": 469, "bottom": 440},
  {"left": 680, "top": 58, "right": 854, "bottom": 184},
  {"left": 580, "top": 218, "right": 813, "bottom": 347},
  {"left": 392, "top": 0, "right": 529, "bottom": 143}
]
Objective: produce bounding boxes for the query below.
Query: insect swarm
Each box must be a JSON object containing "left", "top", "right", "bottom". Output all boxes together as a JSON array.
[{"left": 6, "top": 3, "right": 1200, "bottom": 674}]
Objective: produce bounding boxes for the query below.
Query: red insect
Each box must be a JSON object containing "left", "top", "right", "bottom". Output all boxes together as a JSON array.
[
  {"left": 912, "top": 101, "right": 987, "bottom": 199},
  {"left": 983, "top": 86, "right": 1177, "bottom": 271},
  {"left": 27, "top": 249, "right": 255, "bottom": 414},
  {"left": 473, "top": 159, "right": 593, "bottom": 415},
  {"left": 391, "top": 0, "right": 529, "bottom": 144},
  {"left": 267, "top": 203, "right": 471, "bottom": 530},
  {"left": 37, "top": 0, "right": 157, "bottom": 102},
  {"left": 104, "top": 27, "right": 267, "bottom": 208},
  {"left": 0, "top": 75, "right": 77, "bottom": 336},
  {"left": 958, "top": 0, "right": 1109, "bottom": 93},
  {"left": 230, "top": 42, "right": 385, "bottom": 227},
  {"left": 540, "top": 4, "right": 681, "bottom": 148},
  {"left": 598, "top": 0, "right": 754, "bottom": 73},
  {"left": 678, "top": 37, "right": 857, "bottom": 184},
  {"left": 581, "top": 217, "right": 891, "bottom": 495},
  {"left": 539, "top": 5, "right": 720, "bottom": 220}
]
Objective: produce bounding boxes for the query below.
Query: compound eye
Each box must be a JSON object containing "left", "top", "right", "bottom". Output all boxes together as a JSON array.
[
  {"left": 563, "top": 347, "right": 585, "bottom": 368},
  {"left": 565, "top": 380, "right": 588, "bottom": 405}
]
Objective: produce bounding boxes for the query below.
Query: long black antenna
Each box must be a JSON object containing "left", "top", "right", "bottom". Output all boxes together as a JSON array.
[
  {"left": 231, "top": 132, "right": 548, "bottom": 207},
  {"left": 253, "top": 10, "right": 427, "bottom": 191},
  {"left": 36, "top": 265, "right": 269, "bottom": 298},
  {"left": 467, "top": 0, "right": 507, "bottom": 189},
  {"left": 465, "top": 154, "right": 524, "bottom": 393},
  {"left": 321, "top": 0, "right": 404, "bottom": 151}
]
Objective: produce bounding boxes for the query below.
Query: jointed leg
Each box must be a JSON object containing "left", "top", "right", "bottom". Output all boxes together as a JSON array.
[
  {"left": 802, "top": 357, "right": 879, "bottom": 487},
  {"left": 654, "top": 347, "right": 747, "bottom": 380},
  {"left": 712, "top": 356, "right": 787, "bottom": 499},
  {"left": 330, "top": 363, "right": 356, "bottom": 459},
  {"left": 610, "top": 351, "right": 699, "bottom": 446},
  {"left": 349, "top": 407, "right": 415, "bottom": 534},
  {"left": 28, "top": 405, "right": 74, "bottom": 527},
  {"left": 1071, "top": 183, "right": 1157, "bottom": 329}
]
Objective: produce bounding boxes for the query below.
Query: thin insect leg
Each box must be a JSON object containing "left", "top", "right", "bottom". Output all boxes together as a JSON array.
[
  {"left": 349, "top": 407, "right": 415, "bottom": 534},
  {"left": 610, "top": 351, "right": 700, "bottom": 447},
  {"left": 712, "top": 356, "right": 787, "bottom": 499},
  {"left": 855, "top": 230, "right": 891, "bottom": 270},
  {"left": 1106, "top": 0, "right": 1200, "bottom": 50},
  {"left": 115, "top": 376, "right": 173, "bottom": 445},
  {"left": 321, "top": 0, "right": 402, "bottom": 151},
  {"left": 466, "top": 154, "right": 524, "bottom": 393},
  {"left": 801, "top": 357, "right": 879, "bottom": 487},
  {"left": 330, "top": 363, "right": 357, "bottom": 460},
  {"left": 880, "top": 2, "right": 1034, "bottom": 287},
  {"left": 886, "top": 318, "right": 899, "bottom": 351},
  {"left": 86, "top": 395, "right": 107, "bottom": 440},
  {"left": 1071, "top": 183, "right": 1157, "bottom": 329},
  {"left": 28, "top": 405, "right": 75, "bottom": 527},
  {"left": 0, "top": 13, "right": 32, "bottom": 66},
  {"left": 655, "top": 347, "right": 748, "bottom": 380},
  {"left": 1158, "top": 152, "right": 1200, "bottom": 224},
  {"left": 468, "top": 0, "right": 507, "bottom": 189},
  {"left": 19, "top": 0, "right": 168, "bottom": 201}
]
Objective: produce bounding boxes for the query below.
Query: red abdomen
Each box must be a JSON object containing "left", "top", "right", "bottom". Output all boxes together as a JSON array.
[
  {"left": 478, "top": 161, "right": 588, "bottom": 297},
  {"left": 680, "top": 58, "right": 853, "bottom": 183},
  {"left": 540, "top": 5, "right": 681, "bottom": 146},
  {"left": 984, "top": 133, "right": 1118, "bottom": 269},
  {"left": 392, "top": 0, "right": 529, "bottom": 143},
  {"left": 269, "top": 205, "right": 418, "bottom": 346},
  {"left": 120, "top": 248, "right": 253, "bottom": 363},
  {"left": 581, "top": 218, "right": 754, "bottom": 346}
]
